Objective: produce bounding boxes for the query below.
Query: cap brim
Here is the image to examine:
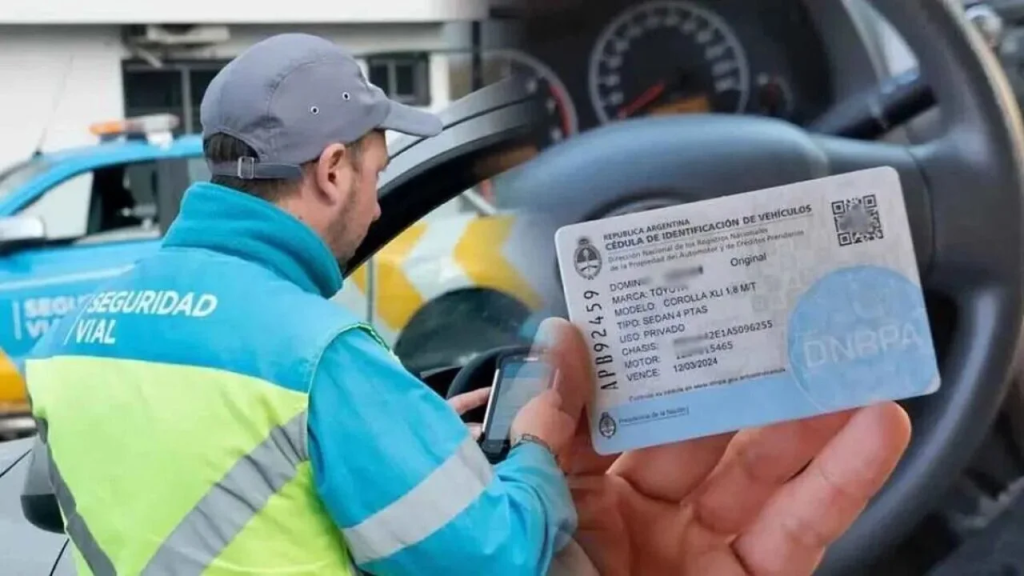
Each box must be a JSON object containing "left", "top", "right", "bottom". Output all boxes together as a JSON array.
[{"left": 378, "top": 100, "right": 443, "bottom": 138}]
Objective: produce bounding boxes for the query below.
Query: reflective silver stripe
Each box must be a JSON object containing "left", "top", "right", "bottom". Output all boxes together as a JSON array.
[
  {"left": 141, "top": 411, "right": 308, "bottom": 575},
  {"left": 37, "top": 420, "right": 117, "bottom": 576},
  {"left": 342, "top": 436, "right": 494, "bottom": 566}
]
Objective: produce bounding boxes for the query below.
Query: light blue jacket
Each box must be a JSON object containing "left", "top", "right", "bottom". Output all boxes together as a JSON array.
[{"left": 157, "top": 183, "right": 577, "bottom": 574}]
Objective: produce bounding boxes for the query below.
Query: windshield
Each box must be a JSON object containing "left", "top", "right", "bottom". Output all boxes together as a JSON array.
[{"left": 0, "top": 158, "right": 52, "bottom": 199}]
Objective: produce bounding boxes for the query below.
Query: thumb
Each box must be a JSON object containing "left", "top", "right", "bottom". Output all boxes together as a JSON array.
[
  {"left": 533, "top": 317, "right": 592, "bottom": 423},
  {"left": 511, "top": 318, "right": 593, "bottom": 456}
]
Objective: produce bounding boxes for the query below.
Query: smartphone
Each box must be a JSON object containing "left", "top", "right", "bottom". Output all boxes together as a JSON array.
[{"left": 479, "top": 354, "right": 551, "bottom": 463}]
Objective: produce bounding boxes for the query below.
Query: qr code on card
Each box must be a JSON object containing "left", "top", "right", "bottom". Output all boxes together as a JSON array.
[{"left": 832, "top": 194, "right": 883, "bottom": 247}]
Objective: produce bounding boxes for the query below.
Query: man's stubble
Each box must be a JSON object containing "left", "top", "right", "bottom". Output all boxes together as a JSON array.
[{"left": 325, "top": 175, "right": 362, "bottom": 273}]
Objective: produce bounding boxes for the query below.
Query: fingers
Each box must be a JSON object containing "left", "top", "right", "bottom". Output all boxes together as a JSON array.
[
  {"left": 691, "top": 409, "right": 854, "bottom": 536},
  {"left": 538, "top": 318, "right": 736, "bottom": 495},
  {"left": 512, "top": 318, "right": 594, "bottom": 456},
  {"left": 608, "top": 432, "right": 735, "bottom": 502},
  {"left": 467, "top": 422, "right": 482, "bottom": 441},
  {"left": 531, "top": 317, "right": 593, "bottom": 421},
  {"left": 447, "top": 387, "right": 491, "bottom": 416},
  {"left": 732, "top": 402, "right": 911, "bottom": 576}
]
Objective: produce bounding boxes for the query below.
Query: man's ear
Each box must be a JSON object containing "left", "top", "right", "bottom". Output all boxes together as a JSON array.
[{"left": 314, "top": 143, "right": 351, "bottom": 206}]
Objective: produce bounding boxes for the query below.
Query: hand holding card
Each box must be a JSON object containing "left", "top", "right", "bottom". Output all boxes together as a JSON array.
[
  {"left": 555, "top": 167, "right": 939, "bottom": 454},
  {"left": 541, "top": 316, "right": 912, "bottom": 576}
]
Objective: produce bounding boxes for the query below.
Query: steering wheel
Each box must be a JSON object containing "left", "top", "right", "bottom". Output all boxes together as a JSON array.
[{"left": 475, "top": 1, "right": 1024, "bottom": 573}]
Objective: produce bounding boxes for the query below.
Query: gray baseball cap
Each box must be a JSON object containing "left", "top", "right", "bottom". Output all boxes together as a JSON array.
[{"left": 201, "top": 33, "right": 443, "bottom": 180}]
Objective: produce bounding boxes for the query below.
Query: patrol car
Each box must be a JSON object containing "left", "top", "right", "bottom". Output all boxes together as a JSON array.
[{"left": 0, "top": 113, "right": 537, "bottom": 436}]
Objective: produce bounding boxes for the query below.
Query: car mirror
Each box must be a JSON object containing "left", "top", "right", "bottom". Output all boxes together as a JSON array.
[
  {"left": 20, "top": 436, "right": 63, "bottom": 535},
  {"left": 0, "top": 216, "right": 46, "bottom": 250}
]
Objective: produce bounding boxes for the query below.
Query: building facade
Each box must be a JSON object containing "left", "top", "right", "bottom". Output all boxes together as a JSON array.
[{"left": 0, "top": 0, "right": 491, "bottom": 171}]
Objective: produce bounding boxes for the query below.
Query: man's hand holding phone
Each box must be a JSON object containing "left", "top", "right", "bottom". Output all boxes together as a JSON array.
[{"left": 447, "top": 387, "right": 491, "bottom": 441}]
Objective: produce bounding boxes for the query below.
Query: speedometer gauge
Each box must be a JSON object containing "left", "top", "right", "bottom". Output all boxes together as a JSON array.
[
  {"left": 588, "top": 1, "right": 750, "bottom": 124},
  {"left": 486, "top": 49, "right": 579, "bottom": 146}
]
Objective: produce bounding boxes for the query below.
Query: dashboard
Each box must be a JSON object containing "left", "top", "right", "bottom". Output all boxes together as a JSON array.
[
  {"left": 477, "top": 0, "right": 938, "bottom": 154},
  {"left": 496, "top": 0, "right": 839, "bottom": 148}
]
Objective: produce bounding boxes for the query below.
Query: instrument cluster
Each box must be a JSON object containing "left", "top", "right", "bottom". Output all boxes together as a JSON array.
[{"left": 504, "top": 0, "right": 836, "bottom": 146}]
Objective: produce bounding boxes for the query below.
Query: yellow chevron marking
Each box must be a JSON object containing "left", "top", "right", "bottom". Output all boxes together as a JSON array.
[
  {"left": 453, "top": 216, "right": 542, "bottom": 310},
  {"left": 375, "top": 223, "right": 429, "bottom": 331},
  {"left": 0, "top": 350, "right": 28, "bottom": 415}
]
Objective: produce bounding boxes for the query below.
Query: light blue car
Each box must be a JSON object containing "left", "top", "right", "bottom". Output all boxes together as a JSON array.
[{"left": 0, "top": 116, "right": 209, "bottom": 431}]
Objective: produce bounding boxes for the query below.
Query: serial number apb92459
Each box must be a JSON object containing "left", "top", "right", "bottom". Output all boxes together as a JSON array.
[{"left": 583, "top": 289, "right": 619, "bottom": 390}]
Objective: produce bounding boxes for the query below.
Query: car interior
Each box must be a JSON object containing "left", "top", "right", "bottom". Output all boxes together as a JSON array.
[
  {"left": 7, "top": 0, "right": 1024, "bottom": 574},
  {"left": 80, "top": 163, "right": 162, "bottom": 242},
  {"left": 368, "top": 1, "right": 1024, "bottom": 573}
]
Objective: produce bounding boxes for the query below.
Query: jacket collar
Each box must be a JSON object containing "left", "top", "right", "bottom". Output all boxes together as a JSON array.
[{"left": 162, "top": 182, "right": 343, "bottom": 298}]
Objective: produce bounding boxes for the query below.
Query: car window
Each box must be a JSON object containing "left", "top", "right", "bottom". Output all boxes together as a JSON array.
[
  {"left": 355, "top": 53, "right": 557, "bottom": 374},
  {"left": 0, "top": 158, "right": 52, "bottom": 200},
  {"left": 467, "top": 144, "right": 539, "bottom": 211},
  {"left": 19, "top": 160, "right": 164, "bottom": 244},
  {"left": 445, "top": 50, "right": 561, "bottom": 214},
  {"left": 354, "top": 192, "right": 535, "bottom": 376}
]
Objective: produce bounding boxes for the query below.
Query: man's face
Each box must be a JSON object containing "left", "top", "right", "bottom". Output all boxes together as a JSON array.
[{"left": 325, "top": 131, "right": 389, "bottom": 265}]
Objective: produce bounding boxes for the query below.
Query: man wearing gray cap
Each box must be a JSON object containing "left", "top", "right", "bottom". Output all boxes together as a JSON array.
[{"left": 25, "top": 33, "right": 584, "bottom": 575}]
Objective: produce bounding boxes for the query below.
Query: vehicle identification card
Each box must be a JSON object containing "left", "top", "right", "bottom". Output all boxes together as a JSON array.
[{"left": 555, "top": 167, "right": 940, "bottom": 455}]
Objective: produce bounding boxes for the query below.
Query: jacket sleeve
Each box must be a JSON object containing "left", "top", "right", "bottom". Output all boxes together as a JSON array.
[{"left": 307, "top": 328, "right": 577, "bottom": 575}]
